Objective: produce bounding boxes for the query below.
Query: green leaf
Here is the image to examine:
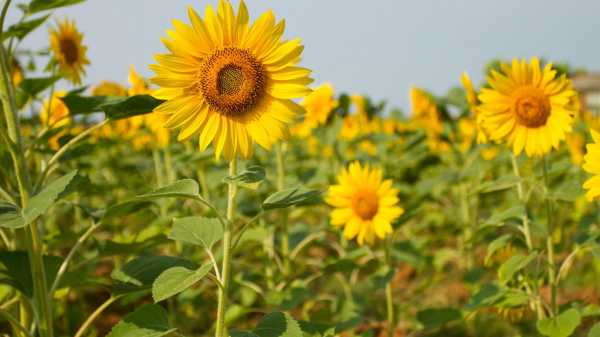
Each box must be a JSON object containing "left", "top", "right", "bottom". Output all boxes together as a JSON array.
[
  {"left": 416, "top": 307, "right": 462, "bottom": 329},
  {"left": 12, "top": 170, "right": 78, "bottom": 228},
  {"left": 588, "top": 322, "right": 600, "bottom": 337},
  {"left": 550, "top": 182, "right": 584, "bottom": 202},
  {"left": 254, "top": 312, "right": 303, "bottom": 337},
  {"left": 106, "top": 304, "right": 176, "bottom": 337},
  {"left": 111, "top": 255, "right": 196, "bottom": 294},
  {"left": 224, "top": 165, "right": 265, "bottom": 184},
  {"left": 100, "top": 95, "right": 164, "bottom": 120},
  {"left": 484, "top": 234, "right": 513, "bottom": 265},
  {"left": 0, "top": 202, "right": 24, "bottom": 229},
  {"left": 28, "top": 0, "right": 85, "bottom": 14},
  {"left": 476, "top": 175, "right": 521, "bottom": 194},
  {"left": 19, "top": 76, "right": 60, "bottom": 97},
  {"left": 103, "top": 179, "right": 200, "bottom": 220},
  {"left": 262, "top": 187, "right": 322, "bottom": 210},
  {"left": 3, "top": 15, "right": 50, "bottom": 41},
  {"left": 0, "top": 251, "right": 62, "bottom": 298},
  {"left": 60, "top": 95, "right": 114, "bottom": 115},
  {"left": 152, "top": 264, "right": 212, "bottom": 302},
  {"left": 498, "top": 252, "right": 537, "bottom": 285},
  {"left": 537, "top": 308, "right": 581, "bottom": 337},
  {"left": 465, "top": 283, "right": 504, "bottom": 310},
  {"left": 481, "top": 206, "right": 525, "bottom": 228},
  {"left": 169, "top": 216, "right": 223, "bottom": 250}
]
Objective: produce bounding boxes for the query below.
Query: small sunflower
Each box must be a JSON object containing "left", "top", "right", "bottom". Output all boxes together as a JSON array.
[
  {"left": 49, "top": 19, "right": 89, "bottom": 85},
  {"left": 128, "top": 65, "right": 150, "bottom": 96},
  {"left": 326, "top": 161, "right": 404, "bottom": 245},
  {"left": 478, "top": 58, "right": 578, "bottom": 157},
  {"left": 150, "top": 0, "right": 312, "bottom": 160},
  {"left": 11, "top": 58, "right": 24, "bottom": 86},
  {"left": 92, "top": 81, "right": 128, "bottom": 96},
  {"left": 41, "top": 91, "right": 69, "bottom": 128},
  {"left": 583, "top": 129, "right": 600, "bottom": 201},
  {"left": 410, "top": 86, "right": 448, "bottom": 153},
  {"left": 461, "top": 72, "right": 489, "bottom": 144},
  {"left": 302, "top": 82, "right": 337, "bottom": 126}
]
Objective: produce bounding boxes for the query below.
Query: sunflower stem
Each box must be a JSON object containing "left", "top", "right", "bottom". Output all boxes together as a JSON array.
[
  {"left": 542, "top": 156, "right": 557, "bottom": 316},
  {"left": 215, "top": 158, "right": 237, "bottom": 337},
  {"left": 511, "top": 154, "right": 533, "bottom": 250},
  {"left": 384, "top": 238, "right": 395, "bottom": 337},
  {"left": 276, "top": 143, "right": 290, "bottom": 275},
  {"left": 0, "top": 6, "right": 53, "bottom": 337}
]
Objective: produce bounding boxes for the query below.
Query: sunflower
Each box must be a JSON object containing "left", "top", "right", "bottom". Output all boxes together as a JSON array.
[
  {"left": 11, "top": 58, "right": 23, "bottom": 86},
  {"left": 150, "top": 0, "right": 312, "bottom": 160},
  {"left": 326, "top": 161, "right": 404, "bottom": 245},
  {"left": 303, "top": 82, "right": 337, "bottom": 126},
  {"left": 410, "top": 86, "right": 449, "bottom": 153},
  {"left": 478, "top": 58, "right": 578, "bottom": 157},
  {"left": 461, "top": 72, "right": 489, "bottom": 144},
  {"left": 129, "top": 65, "right": 150, "bottom": 96},
  {"left": 583, "top": 130, "right": 600, "bottom": 201},
  {"left": 49, "top": 19, "right": 89, "bottom": 85},
  {"left": 566, "top": 133, "right": 584, "bottom": 166},
  {"left": 41, "top": 90, "right": 70, "bottom": 128}
]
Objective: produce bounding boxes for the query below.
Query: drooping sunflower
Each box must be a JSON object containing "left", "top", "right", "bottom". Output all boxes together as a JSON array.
[
  {"left": 150, "top": 0, "right": 312, "bottom": 160},
  {"left": 582, "top": 129, "right": 600, "bottom": 201},
  {"left": 478, "top": 57, "right": 579, "bottom": 157},
  {"left": 40, "top": 90, "right": 70, "bottom": 128},
  {"left": 49, "top": 19, "right": 89, "bottom": 85},
  {"left": 326, "top": 162, "right": 404, "bottom": 245}
]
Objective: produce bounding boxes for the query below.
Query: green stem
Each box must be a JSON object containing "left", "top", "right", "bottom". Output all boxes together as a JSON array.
[
  {"left": 384, "top": 238, "right": 395, "bottom": 337},
  {"left": 0, "top": 310, "right": 34, "bottom": 337},
  {"left": 276, "top": 144, "right": 290, "bottom": 275},
  {"left": 0, "top": 4, "right": 52, "bottom": 335},
  {"left": 511, "top": 154, "right": 533, "bottom": 250},
  {"left": 197, "top": 163, "right": 211, "bottom": 202},
  {"left": 73, "top": 295, "right": 122, "bottom": 337},
  {"left": 215, "top": 158, "right": 237, "bottom": 337},
  {"left": 164, "top": 147, "right": 175, "bottom": 183},
  {"left": 542, "top": 157, "right": 557, "bottom": 316}
]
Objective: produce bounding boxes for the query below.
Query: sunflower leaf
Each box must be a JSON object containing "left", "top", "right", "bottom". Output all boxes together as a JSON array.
[
  {"left": 262, "top": 187, "right": 322, "bottom": 210},
  {"left": 100, "top": 95, "right": 164, "bottom": 120},
  {"left": 106, "top": 304, "right": 176, "bottom": 337},
  {"left": 3, "top": 14, "right": 50, "bottom": 41},
  {"left": 28, "top": 0, "right": 86, "bottom": 14}
]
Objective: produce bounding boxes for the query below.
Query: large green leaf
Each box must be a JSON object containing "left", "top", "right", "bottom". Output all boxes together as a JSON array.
[
  {"left": 481, "top": 206, "right": 525, "bottom": 229},
  {"left": 262, "top": 187, "right": 321, "bottom": 210},
  {"left": 169, "top": 216, "right": 223, "bottom": 250},
  {"left": 152, "top": 264, "right": 212, "bottom": 302},
  {"left": 2, "top": 170, "right": 78, "bottom": 228},
  {"left": 103, "top": 179, "right": 200, "bottom": 219},
  {"left": 60, "top": 95, "right": 115, "bottom": 115},
  {"left": 465, "top": 283, "right": 504, "bottom": 311},
  {"left": 19, "top": 76, "right": 60, "bottom": 97},
  {"left": 0, "top": 251, "right": 62, "bottom": 298},
  {"left": 484, "top": 234, "right": 513, "bottom": 265},
  {"left": 106, "top": 304, "right": 176, "bottom": 337},
  {"left": 224, "top": 165, "right": 266, "bottom": 185},
  {"left": 28, "top": 0, "right": 85, "bottom": 13},
  {"left": 416, "top": 307, "right": 462, "bottom": 329},
  {"left": 537, "top": 308, "right": 581, "bottom": 337},
  {"left": 101, "top": 95, "right": 164, "bottom": 120},
  {"left": 231, "top": 312, "right": 304, "bottom": 337},
  {"left": 111, "top": 255, "right": 196, "bottom": 294},
  {"left": 588, "top": 322, "right": 600, "bottom": 337},
  {"left": 498, "top": 252, "right": 537, "bottom": 285},
  {"left": 3, "top": 15, "right": 50, "bottom": 41}
]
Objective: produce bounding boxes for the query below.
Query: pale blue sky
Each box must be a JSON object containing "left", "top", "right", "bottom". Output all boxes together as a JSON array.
[{"left": 7, "top": 0, "right": 600, "bottom": 112}]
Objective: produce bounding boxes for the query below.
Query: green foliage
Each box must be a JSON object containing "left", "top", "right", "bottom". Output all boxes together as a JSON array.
[
  {"left": 537, "top": 309, "right": 581, "bottom": 337},
  {"left": 169, "top": 216, "right": 223, "bottom": 250},
  {"left": 262, "top": 187, "right": 322, "bottom": 210},
  {"left": 2, "top": 15, "right": 50, "bottom": 41},
  {"left": 417, "top": 307, "right": 462, "bottom": 329},
  {"left": 106, "top": 304, "right": 176, "bottom": 337},
  {"left": 111, "top": 255, "right": 196, "bottom": 294},
  {"left": 498, "top": 253, "right": 537, "bottom": 285},
  {"left": 152, "top": 263, "right": 212, "bottom": 302},
  {"left": 0, "top": 251, "right": 62, "bottom": 298},
  {"left": 231, "top": 312, "right": 303, "bottom": 337}
]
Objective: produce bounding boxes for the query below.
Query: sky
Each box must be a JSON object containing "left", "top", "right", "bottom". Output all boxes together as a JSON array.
[{"left": 6, "top": 0, "right": 600, "bottom": 112}]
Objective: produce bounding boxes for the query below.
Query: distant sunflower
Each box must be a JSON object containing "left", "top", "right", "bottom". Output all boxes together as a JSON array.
[
  {"left": 302, "top": 82, "right": 337, "bottom": 126},
  {"left": 49, "top": 19, "right": 89, "bottom": 84},
  {"left": 326, "top": 162, "right": 404, "bottom": 245},
  {"left": 150, "top": 0, "right": 312, "bottom": 160},
  {"left": 478, "top": 58, "right": 578, "bottom": 156},
  {"left": 461, "top": 72, "right": 489, "bottom": 144},
  {"left": 92, "top": 81, "right": 127, "bottom": 96},
  {"left": 11, "top": 58, "right": 23, "bottom": 86},
  {"left": 583, "top": 130, "right": 600, "bottom": 201},
  {"left": 40, "top": 90, "right": 69, "bottom": 128}
]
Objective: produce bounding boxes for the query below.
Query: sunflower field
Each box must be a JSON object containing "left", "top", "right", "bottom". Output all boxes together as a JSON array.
[{"left": 2, "top": 1, "right": 600, "bottom": 337}]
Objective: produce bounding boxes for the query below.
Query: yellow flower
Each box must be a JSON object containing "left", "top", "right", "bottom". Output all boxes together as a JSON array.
[
  {"left": 150, "top": 0, "right": 312, "bottom": 160},
  {"left": 478, "top": 58, "right": 578, "bottom": 157},
  {"left": 382, "top": 118, "right": 397, "bottom": 135},
  {"left": 49, "top": 19, "right": 89, "bottom": 85},
  {"left": 410, "top": 86, "right": 448, "bottom": 153},
  {"left": 303, "top": 82, "right": 337, "bottom": 126},
  {"left": 461, "top": 72, "right": 490, "bottom": 144},
  {"left": 566, "top": 133, "right": 584, "bottom": 166},
  {"left": 326, "top": 161, "right": 404, "bottom": 245},
  {"left": 11, "top": 58, "right": 23, "bottom": 86},
  {"left": 41, "top": 91, "right": 70, "bottom": 128},
  {"left": 583, "top": 129, "right": 600, "bottom": 201},
  {"left": 91, "top": 81, "right": 128, "bottom": 97},
  {"left": 458, "top": 118, "right": 476, "bottom": 152},
  {"left": 339, "top": 115, "right": 361, "bottom": 140},
  {"left": 359, "top": 140, "right": 377, "bottom": 156},
  {"left": 480, "top": 146, "right": 499, "bottom": 161}
]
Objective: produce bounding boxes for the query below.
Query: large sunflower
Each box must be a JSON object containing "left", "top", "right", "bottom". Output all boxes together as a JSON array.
[
  {"left": 326, "top": 161, "right": 404, "bottom": 245},
  {"left": 583, "top": 130, "right": 600, "bottom": 201},
  {"left": 478, "top": 58, "right": 578, "bottom": 157},
  {"left": 49, "top": 19, "right": 89, "bottom": 85},
  {"left": 150, "top": 0, "right": 312, "bottom": 160}
]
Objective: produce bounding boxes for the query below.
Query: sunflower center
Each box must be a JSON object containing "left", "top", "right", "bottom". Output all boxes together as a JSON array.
[
  {"left": 199, "top": 48, "right": 265, "bottom": 117},
  {"left": 513, "top": 87, "right": 551, "bottom": 128},
  {"left": 59, "top": 38, "right": 79, "bottom": 64},
  {"left": 352, "top": 190, "right": 379, "bottom": 221}
]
